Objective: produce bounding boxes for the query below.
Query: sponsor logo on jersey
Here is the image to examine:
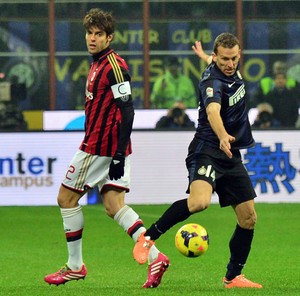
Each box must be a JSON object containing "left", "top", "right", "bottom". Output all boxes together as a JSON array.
[{"left": 229, "top": 84, "right": 245, "bottom": 106}]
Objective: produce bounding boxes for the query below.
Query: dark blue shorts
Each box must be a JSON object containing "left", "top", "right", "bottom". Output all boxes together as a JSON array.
[{"left": 185, "top": 139, "right": 256, "bottom": 207}]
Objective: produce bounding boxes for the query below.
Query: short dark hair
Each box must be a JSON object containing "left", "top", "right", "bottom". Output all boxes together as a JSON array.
[
  {"left": 213, "top": 33, "right": 240, "bottom": 54},
  {"left": 83, "top": 8, "right": 115, "bottom": 36}
]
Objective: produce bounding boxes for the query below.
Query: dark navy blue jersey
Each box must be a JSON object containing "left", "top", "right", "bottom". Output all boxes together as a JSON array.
[{"left": 195, "top": 62, "right": 255, "bottom": 150}]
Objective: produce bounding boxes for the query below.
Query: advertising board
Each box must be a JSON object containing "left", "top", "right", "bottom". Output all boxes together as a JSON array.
[{"left": 0, "top": 130, "right": 299, "bottom": 205}]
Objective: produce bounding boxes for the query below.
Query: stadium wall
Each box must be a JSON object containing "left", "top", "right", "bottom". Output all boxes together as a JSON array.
[{"left": 0, "top": 130, "right": 299, "bottom": 206}]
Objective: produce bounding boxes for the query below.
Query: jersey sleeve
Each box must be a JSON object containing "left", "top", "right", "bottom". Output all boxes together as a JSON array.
[
  {"left": 107, "top": 57, "right": 134, "bottom": 156},
  {"left": 200, "top": 78, "right": 223, "bottom": 107}
]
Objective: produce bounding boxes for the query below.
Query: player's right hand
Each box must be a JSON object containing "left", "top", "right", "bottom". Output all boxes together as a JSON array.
[{"left": 219, "top": 135, "right": 235, "bottom": 158}]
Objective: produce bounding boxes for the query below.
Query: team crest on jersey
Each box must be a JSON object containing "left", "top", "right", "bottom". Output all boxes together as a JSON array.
[
  {"left": 198, "top": 166, "right": 207, "bottom": 175},
  {"left": 85, "top": 89, "right": 93, "bottom": 100},
  {"left": 206, "top": 87, "right": 213, "bottom": 98},
  {"left": 237, "top": 70, "right": 242, "bottom": 80}
]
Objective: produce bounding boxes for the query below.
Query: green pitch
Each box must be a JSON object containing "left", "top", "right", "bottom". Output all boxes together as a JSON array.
[{"left": 1, "top": 203, "right": 300, "bottom": 296}]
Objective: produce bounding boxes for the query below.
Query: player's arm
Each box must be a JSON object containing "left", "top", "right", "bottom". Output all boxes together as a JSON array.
[
  {"left": 206, "top": 102, "right": 235, "bottom": 158},
  {"left": 108, "top": 69, "right": 134, "bottom": 180},
  {"left": 192, "top": 41, "right": 213, "bottom": 65},
  {"left": 112, "top": 71, "right": 134, "bottom": 155},
  {"left": 115, "top": 94, "right": 134, "bottom": 155}
]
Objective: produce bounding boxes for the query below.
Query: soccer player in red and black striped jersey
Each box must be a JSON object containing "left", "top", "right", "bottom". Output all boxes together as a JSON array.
[{"left": 44, "top": 8, "right": 169, "bottom": 288}]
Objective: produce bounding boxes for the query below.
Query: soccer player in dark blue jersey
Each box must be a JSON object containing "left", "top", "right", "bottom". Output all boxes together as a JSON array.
[{"left": 134, "top": 33, "right": 262, "bottom": 289}]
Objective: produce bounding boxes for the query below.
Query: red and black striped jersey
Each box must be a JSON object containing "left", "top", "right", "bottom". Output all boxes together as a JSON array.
[{"left": 79, "top": 47, "right": 133, "bottom": 156}]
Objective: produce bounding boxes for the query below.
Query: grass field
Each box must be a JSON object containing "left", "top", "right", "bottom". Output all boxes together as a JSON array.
[{"left": 1, "top": 203, "right": 300, "bottom": 296}]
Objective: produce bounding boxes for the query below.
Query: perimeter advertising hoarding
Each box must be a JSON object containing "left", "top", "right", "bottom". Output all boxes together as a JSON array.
[
  {"left": 0, "top": 130, "right": 299, "bottom": 205},
  {"left": 43, "top": 109, "right": 259, "bottom": 130},
  {"left": 43, "top": 110, "right": 198, "bottom": 130}
]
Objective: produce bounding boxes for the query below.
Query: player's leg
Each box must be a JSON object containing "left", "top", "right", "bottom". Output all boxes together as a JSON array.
[
  {"left": 102, "top": 186, "right": 147, "bottom": 242},
  {"left": 136, "top": 140, "right": 215, "bottom": 245},
  {"left": 44, "top": 151, "right": 101, "bottom": 285},
  {"left": 104, "top": 187, "right": 158, "bottom": 262},
  {"left": 227, "top": 200, "right": 257, "bottom": 279},
  {"left": 133, "top": 179, "right": 212, "bottom": 267},
  {"left": 102, "top": 186, "right": 169, "bottom": 288},
  {"left": 217, "top": 159, "right": 262, "bottom": 288},
  {"left": 44, "top": 186, "right": 87, "bottom": 285},
  {"left": 99, "top": 156, "right": 159, "bottom": 265},
  {"left": 58, "top": 186, "right": 85, "bottom": 270},
  {"left": 139, "top": 180, "right": 212, "bottom": 242},
  {"left": 223, "top": 200, "right": 262, "bottom": 288},
  {"left": 234, "top": 199, "right": 257, "bottom": 229},
  {"left": 133, "top": 147, "right": 215, "bottom": 264},
  {"left": 132, "top": 180, "right": 211, "bottom": 287},
  {"left": 101, "top": 155, "right": 148, "bottom": 245}
]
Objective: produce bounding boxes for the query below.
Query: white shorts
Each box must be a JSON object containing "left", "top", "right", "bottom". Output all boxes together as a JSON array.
[{"left": 62, "top": 150, "right": 130, "bottom": 193}]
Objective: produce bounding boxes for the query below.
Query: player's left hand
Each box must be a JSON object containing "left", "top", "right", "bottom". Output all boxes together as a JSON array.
[
  {"left": 192, "top": 41, "right": 212, "bottom": 65},
  {"left": 109, "top": 153, "right": 125, "bottom": 180}
]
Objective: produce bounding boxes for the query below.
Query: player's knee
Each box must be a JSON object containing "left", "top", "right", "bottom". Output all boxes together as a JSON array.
[
  {"left": 240, "top": 211, "right": 257, "bottom": 229},
  {"left": 57, "top": 195, "right": 68, "bottom": 208},
  {"left": 102, "top": 199, "right": 124, "bottom": 219},
  {"left": 104, "top": 207, "right": 115, "bottom": 218},
  {"left": 57, "top": 196, "right": 75, "bottom": 208},
  {"left": 57, "top": 186, "right": 81, "bottom": 208},
  {"left": 188, "top": 198, "right": 209, "bottom": 213}
]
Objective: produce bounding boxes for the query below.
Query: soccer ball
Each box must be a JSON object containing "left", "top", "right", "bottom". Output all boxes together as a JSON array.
[{"left": 175, "top": 223, "right": 209, "bottom": 257}]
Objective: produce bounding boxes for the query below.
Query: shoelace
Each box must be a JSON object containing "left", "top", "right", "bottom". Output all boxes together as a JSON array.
[
  {"left": 239, "top": 276, "right": 251, "bottom": 283},
  {"left": 143, "top": 241, "right": 152, "bottom": 248},
  {"left": 56, "top": 265, "right": 70, "bottom": 275}
]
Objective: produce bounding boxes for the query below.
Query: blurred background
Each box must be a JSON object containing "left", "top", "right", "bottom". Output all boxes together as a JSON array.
[
  {"left": 1, "top": 0, "right": 300, "bottom": 205},
  {"left": 0, "top": 0, "right": 299, "bottom": 130}
]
